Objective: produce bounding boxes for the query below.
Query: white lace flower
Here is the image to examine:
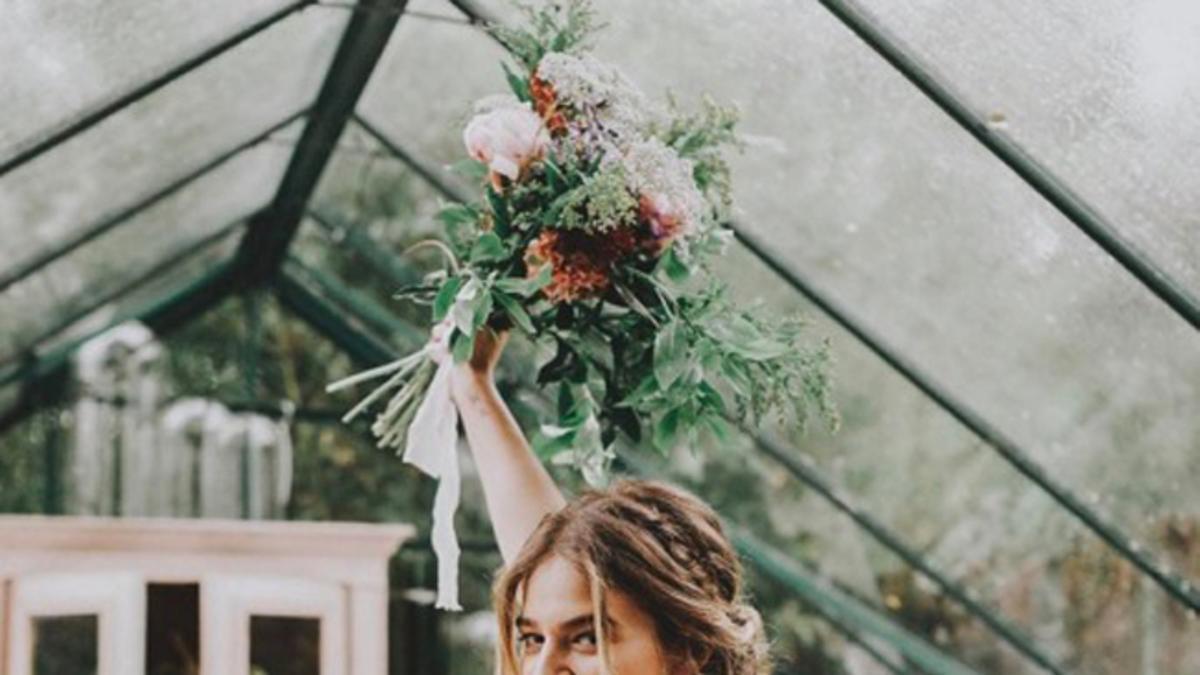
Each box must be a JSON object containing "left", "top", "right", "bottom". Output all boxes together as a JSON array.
[
  {"left": 536, "top": 52, "right": 658, "bottom": 141},
  {"left": 621, "top": 138, "right": 706, "bottom": 238}
]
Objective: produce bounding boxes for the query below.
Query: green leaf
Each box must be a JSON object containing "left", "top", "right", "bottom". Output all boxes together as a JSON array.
[
  {"left": 436, "top": 203, "right": 478, "bottom": 227},
  {"left": 448, "top": 159, "right": 489, "bottom": 184},
  {"left": 437, "top": 204, "right": 481, "bottom": 254},
  {"left": 709, "top": 315, "right": 788, "bottom": 360},
  {"left": 432, "top": 276, "right": 464, "bottom": 323},
  {"left": 493, "top": 291, "right": 536, "bottom": 334},
  {"left": 495, "top": 265, "right": 552, "bottom": 297},
  {"left": 451, "top": 329, "right": 476, "bottom": 364},
  {"left": 543, "top": 158, "right": 568, "bottom": 192},
  {"left": 656, "top": 246, "right": 691, "bottom": 283},
  {"left": 487, "top": 186, "right": 512, "bottom": 236},
  {"left": 540, "top": 189, "right": 574, "bottom": 227},
  {"left": 558, "top": 383, "right": 595, "bottom": 426},
  {"left": 471, "top": 287, "right": 494, "bottom": 331},
  {"left": 653, "top": 408, "right": 683, "bottom": 453},
  {"left": 501, "top": 61, "right": 532, "bottom": 103},
  {"left": 653, "top": 320, "right": 689, "bottom": 389},
  {"left": 619, "top": 374, "right": 661, "bottom": 407},
  {"left": 577, "top": 328, "right": 614, "bottom": 374},
  {"left": 698, "top": 380, "right": 726, "bottom": 411},
  {"left": 720, "top": 358, "right": 752, "bottom": 399},
  {"left": 703, "top": 414, "right": 732, "bottom": 443},
  {"left": 451, "top": 278, "right": 483, "bottom": 334},
  {"left": 469, "top": 232, "right": 508, "bottom": 263},
  {"left": 533, "top": 431, "right": 575, "bottom": 460}
]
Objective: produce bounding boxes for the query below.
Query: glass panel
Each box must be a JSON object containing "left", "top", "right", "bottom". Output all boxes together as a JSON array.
[
  {"left": 855, "top": 1, "right": 1200, "bottom": 295},
  {"left": 405, "top": 0, "right": 470, "bottom": 22},
  {"left": 33, "top": 614, "right": 98, "bottom": 675},
  {"left": 357, "top": 10, "right": 510, "bottom": 196},
  {"left": 146, "top": 584, "right": 200, "bottom": 675},
  {"left": 0, "top": 0, "right": 297, "bottom": 155},
  {"left": 0, "top": 141, "right": 290, "bottom": 365},
  {"left": 0, "top": 8, "right": 346, "bottom": 271},
  {"left": 249, "top": 616, "right": 320, "bottom": 675},
  {"left": 32, "top": 226, "right": 243, "bottom": 364}
]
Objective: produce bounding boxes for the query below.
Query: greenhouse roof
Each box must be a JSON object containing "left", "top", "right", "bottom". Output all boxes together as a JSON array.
[{"left": 2, "top": 0, "right": 1198, "bottom": 671}]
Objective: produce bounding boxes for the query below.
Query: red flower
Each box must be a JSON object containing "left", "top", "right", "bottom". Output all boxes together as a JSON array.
[
  {"left": 524, "top": 227, "right": 642, "bottom": 303},
  {"left": 531, "top": 71, "right": 569, "bottom": 137}
]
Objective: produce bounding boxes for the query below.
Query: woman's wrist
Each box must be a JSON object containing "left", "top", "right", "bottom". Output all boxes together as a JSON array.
[{"left": 450, "top": 365, "right": 497, "bottom": 408}]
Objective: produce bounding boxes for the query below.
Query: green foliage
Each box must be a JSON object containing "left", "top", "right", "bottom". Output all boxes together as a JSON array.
[
  {"left": 655, "top": 95, "right": 744, "bottom": 215},
  {"left": 340, "top": 0, "right": 835, "bottom": 484},
  {"left": 501, "top": 61, "right": 532, "bottom": 102},
  {"left": 489, "top": 0, "right": 603, "bottom": 72},
  {"left": 553, "top": 167, "right": 639, "bottom": 231}
]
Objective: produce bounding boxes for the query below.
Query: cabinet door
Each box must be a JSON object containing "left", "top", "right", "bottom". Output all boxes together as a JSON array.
[
  {"left": 202, "top": 575, "right": 347, "bottom": 675},
  {"left": 5, "top": 572, "right": 145, "bottom": 675}
]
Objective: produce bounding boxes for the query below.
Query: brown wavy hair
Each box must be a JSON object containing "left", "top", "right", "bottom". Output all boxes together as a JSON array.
[{"left": 492, "top": 479, "right": 771, "bottom": 674}]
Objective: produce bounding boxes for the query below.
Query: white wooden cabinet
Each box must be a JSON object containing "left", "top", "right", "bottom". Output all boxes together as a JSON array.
[{"left": 0, "top": 516, "right": 412, "bottom": 675}]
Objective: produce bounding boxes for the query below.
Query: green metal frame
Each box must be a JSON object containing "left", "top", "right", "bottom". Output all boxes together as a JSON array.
[{"left": 232, "top": 0, "right": 407, "bottom": 286}]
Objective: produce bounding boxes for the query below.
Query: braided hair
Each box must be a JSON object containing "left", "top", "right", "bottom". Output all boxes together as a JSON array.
[{"left": 493, "top": 479, "right": 771, "bottom": 675}]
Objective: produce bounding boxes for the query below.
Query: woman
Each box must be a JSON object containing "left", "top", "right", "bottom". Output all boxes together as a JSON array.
[{"left": 442, "top": 325, "right": 770, "bottom": 675}]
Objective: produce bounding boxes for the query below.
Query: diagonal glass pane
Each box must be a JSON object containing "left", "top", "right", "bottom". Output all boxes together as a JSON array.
[
  {"left": 854, "top": 1, "right": 1200, "bottom": 296},
  {"left": 0, "top": 7, "right": 347, "bottom": 274},
  {"left": 0, "top": 141, "right": 292, "bottom": 365},
  {"left": 0, "top": 0, "right": 297, "bottom": 156}
]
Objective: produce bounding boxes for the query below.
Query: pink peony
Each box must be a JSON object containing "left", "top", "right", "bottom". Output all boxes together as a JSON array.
[{"left": 462, "top": 103, "right": 549, "bottom": 186}]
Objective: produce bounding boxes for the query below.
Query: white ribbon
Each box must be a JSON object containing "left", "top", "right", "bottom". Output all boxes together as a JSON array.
[{"left": 403, "top": 346, "right": 463, "bottom": 611}]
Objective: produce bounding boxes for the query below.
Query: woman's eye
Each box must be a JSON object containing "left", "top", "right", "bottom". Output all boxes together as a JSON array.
[
  {"left": 517, "top": 633, "right": 544, "bottom": 653},
  {"left": 573, "top": 631, "right": 597, "bottom": 647}
]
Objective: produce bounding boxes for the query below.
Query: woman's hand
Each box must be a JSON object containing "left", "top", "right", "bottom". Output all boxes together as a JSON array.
[{"left": 429, "top": 321, "right": 510, "bottom": 407}]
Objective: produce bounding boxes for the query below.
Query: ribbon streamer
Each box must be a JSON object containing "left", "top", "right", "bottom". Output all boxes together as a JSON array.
[{"left": 403, "top": 349, "right": 463, "bottom": 611}]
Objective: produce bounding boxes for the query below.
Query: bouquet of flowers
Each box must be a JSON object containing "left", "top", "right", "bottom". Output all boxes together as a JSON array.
[{"left": 329, "top": 0, "right": 836, "bottom": 608}]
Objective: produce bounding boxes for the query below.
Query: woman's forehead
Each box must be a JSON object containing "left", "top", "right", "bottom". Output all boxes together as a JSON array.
[
  {"left": 520, "top": 555, "right": 594, "bottom": 625},
  {"left": 519, "top": 555, "right": 647, "bottom": 632}
]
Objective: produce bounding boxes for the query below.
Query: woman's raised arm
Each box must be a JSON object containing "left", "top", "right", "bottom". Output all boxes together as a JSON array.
[{"left": 448, "top": 327, "right": 566, "bottom": 565}]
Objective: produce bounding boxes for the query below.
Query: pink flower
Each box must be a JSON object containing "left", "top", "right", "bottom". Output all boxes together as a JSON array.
[{"left": 462, "top": 103, "right": 549, "bottom": 187}]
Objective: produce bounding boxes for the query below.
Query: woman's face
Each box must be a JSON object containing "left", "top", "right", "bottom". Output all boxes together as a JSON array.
[{"left": 516, "top": 555, "right": 679, "bottom": 675}]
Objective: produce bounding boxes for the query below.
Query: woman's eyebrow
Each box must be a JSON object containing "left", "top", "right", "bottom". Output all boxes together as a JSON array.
[
  {"left": 561, "top": 613, "right": 617, "bottom": 633},
  {"left": 517, "top": 613, "right": 618, "bottom": 632}
]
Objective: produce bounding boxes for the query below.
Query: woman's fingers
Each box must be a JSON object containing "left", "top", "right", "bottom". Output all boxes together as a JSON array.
[{"left": 471, "top": 326, "right": 510, "bottom": 373}]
